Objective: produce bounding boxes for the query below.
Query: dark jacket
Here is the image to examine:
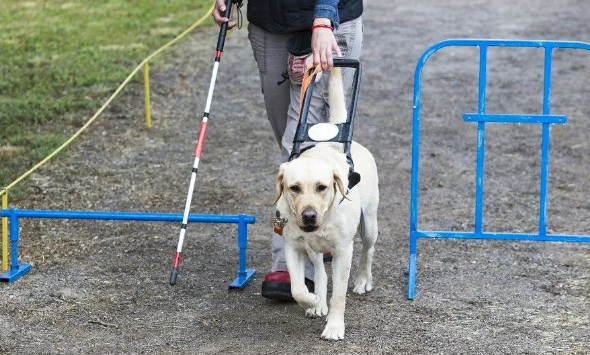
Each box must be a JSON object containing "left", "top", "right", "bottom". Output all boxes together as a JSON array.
[{"left": 247, "top": 0, "right": 363, "bottom": 34}]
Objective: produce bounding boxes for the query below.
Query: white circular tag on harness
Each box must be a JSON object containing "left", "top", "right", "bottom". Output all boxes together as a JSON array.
[{"left": 308, "top": 123, "right": 339, "bottom": 142}]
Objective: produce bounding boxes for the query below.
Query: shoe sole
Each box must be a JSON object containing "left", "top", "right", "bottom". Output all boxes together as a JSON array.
[
  {"left": 261, "top": 281, "right": 295, "bottom": 302},
  {"left": 261, "top": 279, "right": 315, "bottom": 302}
]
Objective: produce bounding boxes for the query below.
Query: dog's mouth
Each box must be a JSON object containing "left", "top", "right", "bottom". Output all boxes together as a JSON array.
[{"left": 301, "top": 225, "right": 319, "bottom": 233}]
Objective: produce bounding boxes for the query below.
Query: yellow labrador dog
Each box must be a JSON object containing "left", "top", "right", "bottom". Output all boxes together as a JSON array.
[{"left": 274, "top": 67, "right": 379, "bottom": 340}]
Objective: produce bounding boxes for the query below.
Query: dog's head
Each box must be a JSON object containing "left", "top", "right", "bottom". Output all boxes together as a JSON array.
[{"left": 274, "top": 156, "right": 348, "bottom": 232}]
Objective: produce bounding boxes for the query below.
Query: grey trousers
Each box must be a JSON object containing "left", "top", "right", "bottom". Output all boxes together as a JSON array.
[{"left": 248, "top": 18, "right": 363, "bottom": 279}]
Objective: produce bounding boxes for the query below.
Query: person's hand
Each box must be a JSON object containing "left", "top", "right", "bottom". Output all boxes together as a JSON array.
[
  {"left": 212, "top": 0, "right": 236, "bottom": 28},
  {"left": 311, "top": 18, "right": 342, "bottom": 71}
]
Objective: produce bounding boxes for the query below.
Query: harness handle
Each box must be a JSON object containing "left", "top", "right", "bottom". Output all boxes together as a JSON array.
[{"left": 290, "top": 59, "right": 363, "bottom": 191}]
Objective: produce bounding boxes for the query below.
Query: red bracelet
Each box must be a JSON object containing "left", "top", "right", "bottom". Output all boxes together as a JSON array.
[{"left": 311, "top": 24, "right": 334, "bottom": 31}]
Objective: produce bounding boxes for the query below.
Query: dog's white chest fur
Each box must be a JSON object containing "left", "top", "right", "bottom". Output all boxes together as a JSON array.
[{"left": 287, "top": 224, "right": 340, "bottom": 254}]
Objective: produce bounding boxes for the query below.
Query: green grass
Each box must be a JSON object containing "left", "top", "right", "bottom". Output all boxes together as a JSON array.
[{"left": 0, "top": 0, "right": 212, "bottom": 196}]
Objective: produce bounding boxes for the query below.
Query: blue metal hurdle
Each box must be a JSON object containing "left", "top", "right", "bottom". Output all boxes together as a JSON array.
[
  {"left": 0, "top": 208, "right": 256, "bottom": 288},
  {"left": 408, "top": 39, "right": 590, "bottom": 300}
]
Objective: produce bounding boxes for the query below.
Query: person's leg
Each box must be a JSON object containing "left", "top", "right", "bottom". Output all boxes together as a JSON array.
[
  {"left": 248, "top": 23, "right": 315, "bottom": 295},
  {"left": 247, "top": 23, "right": 291, "bottom": 147}
]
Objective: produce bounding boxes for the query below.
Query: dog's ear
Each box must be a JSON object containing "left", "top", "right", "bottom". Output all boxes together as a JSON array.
[
  {"left": 273, "top": 163, "right": 287, "bottom": 205},
  {"left": 333, "top": 169, "right": 350, "bottom": 201}
]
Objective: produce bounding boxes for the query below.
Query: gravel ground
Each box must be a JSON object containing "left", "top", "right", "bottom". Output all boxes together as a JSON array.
[{"left": 2, "top": 0, "right": 590, "bottom": 354}]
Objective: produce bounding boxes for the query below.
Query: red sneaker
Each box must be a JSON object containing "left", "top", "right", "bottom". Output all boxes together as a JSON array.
[{"left": 261, "top": 271, "right": 314, "bottom": 302}]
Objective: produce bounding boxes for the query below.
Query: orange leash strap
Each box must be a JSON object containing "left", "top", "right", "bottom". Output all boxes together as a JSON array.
[{"left": 298, "top": 64, "right": 324, "bottom": 118}]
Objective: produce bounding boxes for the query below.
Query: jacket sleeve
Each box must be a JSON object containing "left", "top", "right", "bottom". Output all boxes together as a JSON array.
[{"left": 313, "top": 0, "right": 340, "bottom": 27}]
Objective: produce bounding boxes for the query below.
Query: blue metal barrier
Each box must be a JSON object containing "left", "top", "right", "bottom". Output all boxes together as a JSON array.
[
  {"left": 0, "top": 208, "right": 256, "bottom": 288},
  {"left": 408, "top": 39, "right": 590, "bottom": 300}
]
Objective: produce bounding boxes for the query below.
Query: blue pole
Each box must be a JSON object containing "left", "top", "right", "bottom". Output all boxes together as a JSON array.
[
  {"left": 9, "top": 211, "right": 19, "bottom": 270},
  {"left": 414, "top": 230, "right": 590, "bottom": 243},
  {"left": 409, "top": 59, "right": 425, "bottom": 235},
  {"left": 0, "top": 209, "right": 255, "bottom": 225},
  {"left": 408, "top": 45, "right": 431, "bottom": 300},
  {"left": 229, "top": 214, "right": 256, "bottom": 289},
  {"left": 237, "top": 215, "right": 247, "bottom": 277},
  {"left": 539, "top": 46, "right": 553, "bottom": 237},
  {"left": 474, "top": 45, "right": 488, "bottom": 234},
  {"left": 407, "top": 234, "right": 417, "bottom": 299}
]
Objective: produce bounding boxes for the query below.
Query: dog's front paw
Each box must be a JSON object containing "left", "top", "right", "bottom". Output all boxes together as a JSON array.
[
  {"left": 305, "top": 302, "right": 328, "bottom": 318},
  {"left": 321, "top": 320, "right": 345, "bottom": 341},
  {"left": 293, "top": 291, "right": 320, "bottom": 309}
]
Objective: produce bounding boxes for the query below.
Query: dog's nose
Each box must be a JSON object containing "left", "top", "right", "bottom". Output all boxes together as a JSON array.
[{"left": 302, "top": 208, "right": 317, "bottom": 225}]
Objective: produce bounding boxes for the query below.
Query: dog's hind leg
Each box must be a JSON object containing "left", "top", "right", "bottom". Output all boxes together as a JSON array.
[
  {"left": 353, "top": 210, "right": 378, "bottom": 294},
  {"left": 305, "top": 250, "right": 328, "bottom": 318}
]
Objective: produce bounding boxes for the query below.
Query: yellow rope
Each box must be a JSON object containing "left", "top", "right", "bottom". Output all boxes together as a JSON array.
[
  {"left": 143, "top": 62, "right": 152, "bottom": 129},
  {"left": 0, "top": 3, "right": 215, "bottom": 196}
]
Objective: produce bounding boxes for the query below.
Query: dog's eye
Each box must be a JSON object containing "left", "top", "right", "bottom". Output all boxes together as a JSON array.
[
  {"left": 317, "top": 185, "right": 328, "bottom": 192},
  {"left": 289, "top": 185, "right": 301, "bottom": 193}
]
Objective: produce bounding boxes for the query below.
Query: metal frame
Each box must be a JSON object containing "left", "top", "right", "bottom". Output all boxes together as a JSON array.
[
  {"left": 408, "top": 39, "right": 590, "bottom": 300},
  {"left": 0, "top": 208, "right": 256, "bottom": 288}
]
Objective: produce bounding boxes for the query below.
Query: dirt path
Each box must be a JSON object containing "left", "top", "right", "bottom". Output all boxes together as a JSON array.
[{"left": 2, "top": 1, "right": 590, "bottom": 354}]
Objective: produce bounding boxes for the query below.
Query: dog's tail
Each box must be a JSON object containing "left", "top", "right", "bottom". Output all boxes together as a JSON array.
[{"left": 328, "top": 67, "right": 347, "bottom": 124}]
